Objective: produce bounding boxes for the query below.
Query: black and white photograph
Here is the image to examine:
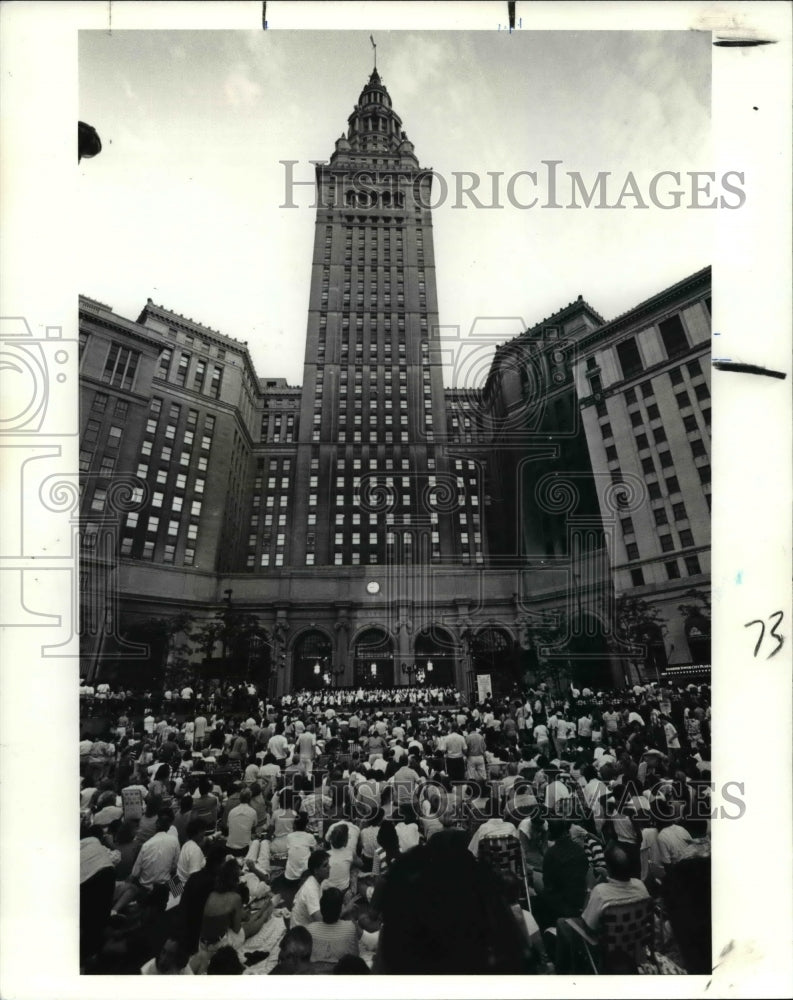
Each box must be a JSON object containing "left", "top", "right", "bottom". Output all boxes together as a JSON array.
[{"left": 1, "top": 2, "right": 791, "bottom": 997}]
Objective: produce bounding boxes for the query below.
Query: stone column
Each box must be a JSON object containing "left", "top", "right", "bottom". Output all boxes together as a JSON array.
[{"left": 333, "top": 607, "right": 351, "bottom": 686}]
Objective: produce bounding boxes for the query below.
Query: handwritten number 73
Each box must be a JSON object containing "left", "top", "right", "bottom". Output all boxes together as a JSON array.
[{"left": 744, "top": 611, "right": 785, "bottom": 659}]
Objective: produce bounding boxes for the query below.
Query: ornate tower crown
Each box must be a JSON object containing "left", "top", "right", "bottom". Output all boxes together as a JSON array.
[{"left": 330, "top": 69, "right": 417, "bottom": 167}]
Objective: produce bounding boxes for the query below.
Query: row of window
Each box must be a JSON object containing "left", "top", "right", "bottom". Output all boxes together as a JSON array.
[
  {"left": 120, "top": 536, "right": 197, "bottom": 565},
  {"left": 262, "top": 412, "right": 295, "bottom": 442},
  {"left": 606, "top": 435, "right": 709, "bottom": 468},
  {"left": 588, "top": 311, "right": 709, "bottom": 398},
  {"left": 615, "top": 313, "right": 699, "bottom": 381},
  {"left": 160, "top": 326, "right": 227, "bottom": 360},
  {"left": 328, "top": 430, "right": 422, "bottom": 444},
  {"left": 156, "top": 348, "right": 224, "bottom": 398},
  {"left": 629, "top": 552, "right": 702, "bottom": 587},
  {"left": 625, "top": 521, "right": 699, "bottom": 560}
]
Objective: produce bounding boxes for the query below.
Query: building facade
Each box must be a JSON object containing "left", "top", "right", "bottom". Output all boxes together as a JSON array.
[
  {"left": 573, "top": 268, "right": 712, "bottom": 681},
  {"left": 78, "top": 70, "right": 710, "bottom": 696}
]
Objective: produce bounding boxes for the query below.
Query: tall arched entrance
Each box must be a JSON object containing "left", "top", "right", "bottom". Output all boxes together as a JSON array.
[
  {"left": 292, "top": 629, "right": 333, "bottom": 691},
  {"left": 471, "top": 626, "right": 516, "bottom": 698},
  {"left": 353, "top": 627, "right": 394, "bottom": 688},
  {"left": 685, "top": 612, "right": 711, "bottom": 665},
  {"left": 413, "top": 626, "right": 457, "bottom": 687},
  {"left": 635, "top": 621, "right": 668, "bottom": 683},
  {"left": 564, "top": 612, "right": 614, "bottom": 690}
]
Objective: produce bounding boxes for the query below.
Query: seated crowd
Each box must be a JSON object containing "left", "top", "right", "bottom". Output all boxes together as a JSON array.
[{"left": 79, "top": 679, "right": 712, "bottom": 975}]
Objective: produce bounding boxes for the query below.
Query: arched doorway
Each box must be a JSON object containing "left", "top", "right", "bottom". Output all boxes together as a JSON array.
[
  {"left": 635, "top": 622, "right": 668, "bottom": 683},
  {"left": 564, "top": 613, "right": 614, "bottom": 691},
  {"left": 292, "top": 629, "right": 333, "bottom": 691},
  {"left": 471, "top": 626, "right": 515, "bottom": 697},
  {"left": 353, "top": 627, "right": 394, "bottom": 688},
  {"left": 685, "top": 613, "right": 711, "bottom": 665},
  {"left": 413, "top": 625, "right": 457, "bottom": 687},
  {"left": 244, "top": 632, "right": 272, "bottom": 689}
]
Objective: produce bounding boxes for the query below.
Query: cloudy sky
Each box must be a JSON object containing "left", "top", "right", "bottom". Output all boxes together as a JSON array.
[{"left": 79, "top": 29, "right": 712, "bottom": 386}]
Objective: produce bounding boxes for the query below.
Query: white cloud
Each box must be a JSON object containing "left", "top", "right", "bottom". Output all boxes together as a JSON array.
[{"left": 223, "top": 63, "right": 264, "bottom": 108}]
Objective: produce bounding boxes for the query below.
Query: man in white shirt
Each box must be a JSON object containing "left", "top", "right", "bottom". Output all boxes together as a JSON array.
[
  {"left": 268, "top": 730, "right": 289, "bottom": 766},
  {"left": 444, "top": 726, "right": 467, "bottom": 782},
  {"left": 581, "top": 764, "right": 609, "bottom": 827},
  {"left": 176, "top": 819, "right": 207, "bottom": 884},
  {"left": 553, "top": 842, "right": 650, "bottom": 973},
  {"left": 291, "top": 851, "right": 330, "bottom": 927},
  {"left": 296, "top": 727, "right": 317, "bottom": 775},
  {"left": 555, "top": 715, "right": 575, "bottom": 758},
  {"left": 226, "top": 788, "right": 258, "bottom": 854},
  {"left": 533, "top": 721, "right": 550, "bottom": 755},
  {"left": 657, "top": 816, "right": 693, "bottom": 871},
  {"left": 577, "top": 712, "right": 593, "bottom": 747},
  {"left": 115, "top": 814, "right": 179, "bottom": 911},
  {"left": 193, "top": 713, "right": 207, "bottom": 749}
]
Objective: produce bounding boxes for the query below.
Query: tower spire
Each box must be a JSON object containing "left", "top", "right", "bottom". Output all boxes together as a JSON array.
[{"left": 370, "top": 34, "right": 377, "bottom": 72}]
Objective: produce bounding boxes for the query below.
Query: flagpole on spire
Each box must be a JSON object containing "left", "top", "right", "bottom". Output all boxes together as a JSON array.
[{"left": 370, "top": 34, "right": 377, "bottom": 71}]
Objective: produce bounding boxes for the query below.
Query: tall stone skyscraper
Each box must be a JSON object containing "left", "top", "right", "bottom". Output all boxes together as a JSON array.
[
  {"left": 290, "top": 68, "right": 456, "bottom": 570},
  {"left": 76, "top": 62, "right": 709, "bottom": 696}
]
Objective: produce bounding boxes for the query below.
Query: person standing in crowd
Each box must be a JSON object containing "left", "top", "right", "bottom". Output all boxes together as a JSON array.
[
  {"left": 465, "top": 724, "right": 488, "bottom": 783},
  {"left": 297, "top": 724, "right": 317, "bottom": 775},
  {"left": 533, "top": 718, "right": 550, "bottom": 757},
  {"left": 444, "top": 724, "right": 466, "bottom": 782}
]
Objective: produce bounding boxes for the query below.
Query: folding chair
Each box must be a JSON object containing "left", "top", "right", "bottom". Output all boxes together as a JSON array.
[
  {"left": 478, "top": 834, "right": 532, "bottom": 912},
  {"left": 568, "top": 897, "right": 658, "bottom": 974}
]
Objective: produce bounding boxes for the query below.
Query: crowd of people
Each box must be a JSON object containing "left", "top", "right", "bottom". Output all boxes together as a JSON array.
[
  {"left": 80, "top": 680, "right": 465, "bottom": 718},
  {"left": 79, "top": 678, "right": 712, "bottom": 975}
]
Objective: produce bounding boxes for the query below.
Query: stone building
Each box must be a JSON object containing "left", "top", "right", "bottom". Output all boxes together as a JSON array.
[{"left": 78, "top": 69, "right": 709, "bottom": 696}]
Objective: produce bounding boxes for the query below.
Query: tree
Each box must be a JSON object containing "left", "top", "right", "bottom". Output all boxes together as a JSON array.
[
  {"left": 520, "top": 609, "right": 571, "bottom": 694},
  {"left": 612, "top": 594, "right": 668, "bottom": 684},
  {"left": 123, "top": 612, "right": 195, "bottom": 690},
  {"left": 677, "top": 587, "right": 711, "bottom": 620},
  {"left": 193, "top": 610, "right": 271, "bottom": 684}
]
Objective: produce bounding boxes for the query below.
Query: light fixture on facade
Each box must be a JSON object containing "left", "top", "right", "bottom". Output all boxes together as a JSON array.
[
  {"left": 370, "top": 662, "right": 377, "bottom": 677},
  {"left": 313, "top": 660, "right": 321, "bottom": 675},
  {"left": 427, "top": 659, "right": 434, "bottom": 674}
]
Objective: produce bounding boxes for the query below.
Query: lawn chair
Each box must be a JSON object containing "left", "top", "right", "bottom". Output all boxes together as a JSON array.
[
  {"left": 478, "top": 834, "right": 532, "bottom": 912},
  {"left": 121, "top": 786, "right": 144, "bottom": 822},
  {"left": 567, "top": 897, "right": 658, "bottom": 974}
]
